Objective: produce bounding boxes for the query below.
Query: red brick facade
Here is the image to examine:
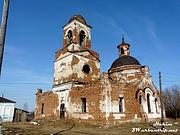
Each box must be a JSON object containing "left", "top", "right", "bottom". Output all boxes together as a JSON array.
[
  {"left": 35, "top": 15, "right": 162, "bottom": 124},
  {"left": 35, "top": 89, "right": 59, "bottom": 120}
]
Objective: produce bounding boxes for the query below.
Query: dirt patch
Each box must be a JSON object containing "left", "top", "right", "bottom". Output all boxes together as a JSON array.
[{"left": 2, "top": 119, "right": 180, "bottom": 135}]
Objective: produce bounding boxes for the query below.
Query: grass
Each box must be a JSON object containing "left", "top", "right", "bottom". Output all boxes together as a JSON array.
[{"left": 1, "top": 118, "right": 180, "bottom": 135}]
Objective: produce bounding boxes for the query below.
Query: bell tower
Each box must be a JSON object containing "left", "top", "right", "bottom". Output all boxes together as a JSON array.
[
  {"left": 53, "top": 15, "right": 100, "bottom": 87},
  {"left": 63, "top": 15, "right": 91, "bottom": 49}
]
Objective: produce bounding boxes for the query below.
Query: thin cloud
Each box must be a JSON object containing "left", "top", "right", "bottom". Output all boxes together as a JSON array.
[
  {"left": 145, "top": 19, "right": 163, "bottom": 51},
  {"left": 147, "top": 22, "right": 157, "bottom": 40},
  {"left": 5, "top": 45, "right": 26, "bottom": 55},
  {"left": 128, "top": 13, "right": 163, "bottom": 51},
  {"left": 95, "top": 13, "right": 131, "bottom": 41}
]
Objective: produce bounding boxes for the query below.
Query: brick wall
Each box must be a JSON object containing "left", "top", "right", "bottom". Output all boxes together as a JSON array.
[{"left": 35, "top": 90, "right": 59, "bottom": 120}]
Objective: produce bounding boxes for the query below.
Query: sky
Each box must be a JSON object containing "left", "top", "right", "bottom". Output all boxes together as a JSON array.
[{"left": 0, "top": 0, "right": 180, "bottom": 111}]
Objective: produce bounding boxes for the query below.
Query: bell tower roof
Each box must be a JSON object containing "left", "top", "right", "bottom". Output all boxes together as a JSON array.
[
  {"left": 68, "top": 14, "right": 87, "bottom": 24},
  {"left": 63, "top": 14, "right": 92, "bottom": 28}
]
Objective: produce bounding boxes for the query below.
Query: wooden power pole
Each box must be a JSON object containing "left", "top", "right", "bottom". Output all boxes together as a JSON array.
[
  {"left": 159, "top": 72, "right": 164, "bottom": 127},
  {"left": 0, "top": 0, "right": 10, "bottom": 76}
]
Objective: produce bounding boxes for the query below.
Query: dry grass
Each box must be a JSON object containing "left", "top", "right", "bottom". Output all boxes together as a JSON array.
[{"left": 1, "top": 119, "right": 180, "bottom": 135}]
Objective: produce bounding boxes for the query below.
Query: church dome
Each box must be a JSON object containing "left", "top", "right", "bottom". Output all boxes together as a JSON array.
[
  {"left": 68, "top": 15, "right": 87, "bottom": 24},
  {"left": 110, "top": 56, "right": 141, "bottom": 69}
]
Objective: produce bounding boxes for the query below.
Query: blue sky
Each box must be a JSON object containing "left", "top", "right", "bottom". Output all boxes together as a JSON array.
[{"left": 0, "top": 0, "right": 180, "bottom": 111}]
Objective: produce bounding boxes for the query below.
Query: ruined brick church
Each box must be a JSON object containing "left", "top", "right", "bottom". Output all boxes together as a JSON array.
[{"left": 35, "top": 15, "right": 162, "bottom": 124}]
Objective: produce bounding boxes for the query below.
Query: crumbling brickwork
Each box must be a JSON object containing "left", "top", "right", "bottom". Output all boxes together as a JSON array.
[
  {"left": 35, "top": 15, "right": 162, "bottom": 124},
  {"left": 35, "top": 89, "right": 59, "bottom": 120}
]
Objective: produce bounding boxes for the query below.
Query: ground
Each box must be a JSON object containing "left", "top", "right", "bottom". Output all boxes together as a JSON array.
[{"left": 2, "top": 119, "right": 180, "bottom": 135}]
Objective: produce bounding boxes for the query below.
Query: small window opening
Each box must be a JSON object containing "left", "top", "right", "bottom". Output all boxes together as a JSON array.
[
  {"left": 81, "top": 98, "right": 86, "bottom": 113},
  {"left": 60, "top": 103, "right": 65, "bottom": 118},
  {"left": 79, "top": 30, "right": 86, "bottom": 46},
  {"left": 121, "top": 47, "right": 124, "bottom": 55},
  {"left": 139, "top": 95, "right": 142, "bottom": 104},
  {"left": 119, "top": 97, "right": 123, "bottom": 113},
  {"left": 155, "top": 98, "right": 158, "bottom": 113},
  {"left": 67, "top": 30, "right": 73, "bottom": 44},
  {"left": 41, "top": 103, "right": 44, "bottom": 115},
  {"left": 82, "top": 64, "right": 90, "bottom": 74},
  {"left": 147, "top": 94, "right": 151, "bottom": 113}
]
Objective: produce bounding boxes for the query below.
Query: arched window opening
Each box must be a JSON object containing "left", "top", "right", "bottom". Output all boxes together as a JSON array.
[
  {"left": 79, "top": 30, "right": 86, "bottom": 46},
  {"left": 147, "top": 93, "right": 151, "bottom": 113},
  {"left": 155, "top": 98, "right": 158, "bottom": 113},
  {"left": 67, "top": 30, "right": 73, "bottom": 44},
  {"left": 139, "top": 95, "right": 143, "bottom": 112},
  {"left": 119, "top": 97, "right": 123, "bottom": 113},
  {"left": 41, "top": 103, "right": 44, "bottom": 115},
  {"left": 82, "top": 64, "right": 90, "bottom": 74},
  {"left": 60, "top": 103, "right": 65, "bottom": 119},
  {"left": 139, "top": 95, "right": 142, "bottom": 105},
  {"left": 121, "top": 47, "right": 124, "bottom": 55},
  {"left": 81, "top": 98, "right": 86, "bottom": 113}
]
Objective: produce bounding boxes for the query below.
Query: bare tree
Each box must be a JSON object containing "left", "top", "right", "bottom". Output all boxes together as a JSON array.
[
  {"left": 163, "top": 85, "right": 180, "bottom": 119},
  {"left": 0, "top": 0, "right": 10, "bottom": 76}
]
